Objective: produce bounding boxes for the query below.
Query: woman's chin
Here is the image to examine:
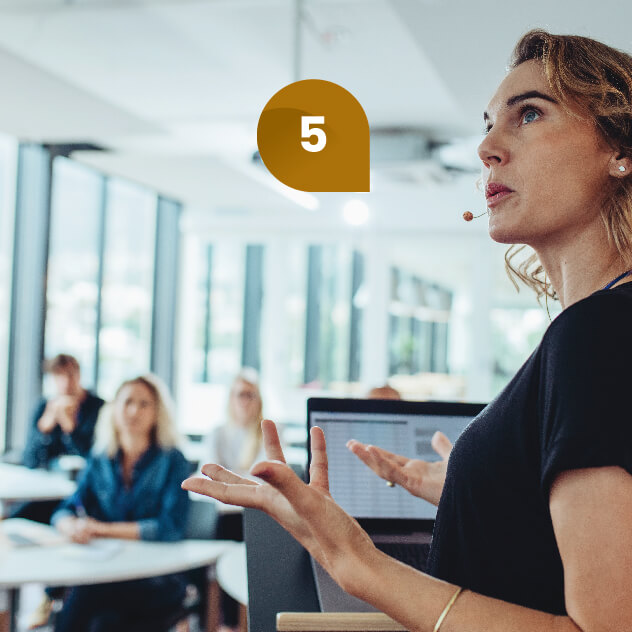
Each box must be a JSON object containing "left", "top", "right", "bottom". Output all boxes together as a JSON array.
[{"left": 488, "top": 220, "right": 527, "bottom": 245}]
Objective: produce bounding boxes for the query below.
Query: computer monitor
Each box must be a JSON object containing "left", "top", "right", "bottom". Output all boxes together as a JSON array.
[{"left": 307, "top": 398, "right": 486, "bottom": 524}]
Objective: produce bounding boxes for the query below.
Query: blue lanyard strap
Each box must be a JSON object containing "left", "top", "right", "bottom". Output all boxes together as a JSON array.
[{"left": 602, "top": 269, "right": 632, "bottom": 290}]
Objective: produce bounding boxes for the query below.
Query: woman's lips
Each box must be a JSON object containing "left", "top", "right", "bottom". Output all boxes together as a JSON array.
[
  {"left": 485, "top": 183, "right": 514, "bottom": 208},
  {"left": 486, "top": 190, "right": 514, "bottom": 207}
]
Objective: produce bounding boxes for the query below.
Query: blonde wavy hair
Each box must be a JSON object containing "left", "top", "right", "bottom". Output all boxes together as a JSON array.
[
  {"left": 228, "top": 367, "right": 264, "bottom": 471},
  {"left": 94, "top": 374, "right": 181, "bottom": 457},
  {"left": 504, "top": 30, "right": 632, "bottom": 301}
]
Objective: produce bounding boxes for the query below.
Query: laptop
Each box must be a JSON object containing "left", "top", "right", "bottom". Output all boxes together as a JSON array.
[{"left": 306, "top": 396, "right": 486, "bottom": 612}]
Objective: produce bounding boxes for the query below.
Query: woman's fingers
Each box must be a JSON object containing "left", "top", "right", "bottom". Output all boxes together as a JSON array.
[
  {"left": 252, "top": 460, "right": 331, "bottom": 529},
  {"left": 347, "top": 440, "right": 407, "bottom": 466},
  {"left": 348, "top": 441, "right": 403, "bottom": 480},
  {"left": 200, "top": 463, "right": 257, "bottom": 486},
  {"left": 308, "top": 426, "right": 329, "bottom": 492},
  {"left": 431, "top": 431, "right": 453, "bottom": 460},
  {"left": 365, "top": 447, "right": 408, "bottom": 484},
  {"left": 366, "top": 443, "right": 409, "bottom": 466},
  {"left": 252, "top": 459, "right": 326, "bottom": 518},
  {"left": 261, "top": 419, "right": 286, "bottom": 463},
  {"left": 347, "top": 440, "right": 381, "bottom": 472},
  {"left": 182, "top": 475, "right": 263, "bottom": 508}
]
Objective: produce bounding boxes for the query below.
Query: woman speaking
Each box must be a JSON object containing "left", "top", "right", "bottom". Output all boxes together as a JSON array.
[{"left": 184, "top": 30, "right": 632, "bottom": 632}]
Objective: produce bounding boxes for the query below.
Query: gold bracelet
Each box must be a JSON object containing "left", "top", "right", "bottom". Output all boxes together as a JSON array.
[{"left": 433, "top": 586, "right": 463, "bottom": 632}]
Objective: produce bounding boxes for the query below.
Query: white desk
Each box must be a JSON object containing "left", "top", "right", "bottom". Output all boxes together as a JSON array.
[
  {"left": 216, "top": 542, "right": 247, "bottom": 605},
  {"left": 0, "top": 463, "right": 75, "bottom": 505},
  {"left": 0, "top": 519, "right": 236, "bottom": 632}
]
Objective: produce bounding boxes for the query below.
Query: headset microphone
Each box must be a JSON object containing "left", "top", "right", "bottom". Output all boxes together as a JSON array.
[{"left": 462, "top": 211, "right": 488, "bottom": 222}]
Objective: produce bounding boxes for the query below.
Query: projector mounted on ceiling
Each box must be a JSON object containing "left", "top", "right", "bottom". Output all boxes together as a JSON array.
[{"left": 251, "top": 127, "right": 480, "bottom": 185}]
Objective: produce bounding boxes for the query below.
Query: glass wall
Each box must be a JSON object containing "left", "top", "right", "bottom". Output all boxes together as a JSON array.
[
  {"left": 285, "top": 244, "right": 308, "bottom": 387},
  {"left": 176, "top": 231, "right": 558, "bottom": 433},
  {"left": 304, "top": 244, "right": 355, "bottom": 388},
  {"left": 0, "top": 133, "right": 18, "bottom": 451},
  {"left": 45, "top": 158, "right": 103, "bottom": 390},
  {"left": 195, "top": 241, "right": 247, "bottom": 385},
  {"left": 42, "top": 155, "right": 167, "bottom": 404},
  {"left": 388, "top": 269, "right": 451, "bottom": 377},
  {"left": 490, "top": 307, "right": 550, "bottom": 396},
  {"left": 98, "top": 179, "right": 157, "bottom": 398}
]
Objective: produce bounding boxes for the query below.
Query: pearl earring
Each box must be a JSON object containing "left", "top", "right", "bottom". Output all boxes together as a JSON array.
[{"left": 619, "top": 165, "right": 626, "bottom": 172}]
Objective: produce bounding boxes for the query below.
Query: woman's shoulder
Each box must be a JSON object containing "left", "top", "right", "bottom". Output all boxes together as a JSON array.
[
  {"left": 545, "top": 283, "right": 632, "bottom": 339},
  {"left": 539, "top": 283, "right": 632, "bottom": 363}
]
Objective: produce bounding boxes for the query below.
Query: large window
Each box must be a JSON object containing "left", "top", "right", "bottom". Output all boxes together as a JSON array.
[
  {"left": 98, "top": 179, "right": 157, "bottom": 398},
  {"left": 44, "top": 158, "right": 103, "bottom": 390},
  {"left": 44, "top": 157, "right": 165, "bottom": 402},
  {"left": 196, "top": 242, "right": 247, "bottom": 385},
  {"left": 304, "top": 244, "right": 355, "bottom": 388},
  {"left": 490, "top": 307, "right": 550, "bottom": 395},
  {"left": 285, "top": 244, "right": 308, "bottom": 386},
  {"left": 388, "top": 269, "right": 451, "bottom": 377},
  {"left": 3, "top": 148, "right": 178, "bottom": 452},
  {"left": 0, "top": 133, "right": 18, "bottom": 451}
]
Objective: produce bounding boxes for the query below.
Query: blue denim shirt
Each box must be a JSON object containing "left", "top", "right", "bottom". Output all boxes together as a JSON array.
[{"left": 52, "top": 445, "right": 192, "bottom": 541}]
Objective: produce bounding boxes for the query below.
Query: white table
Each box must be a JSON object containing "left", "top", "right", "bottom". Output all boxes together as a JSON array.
[
  {"left": 0, "top": 463, "right": 75, "bottom": 510},
  {"left": 0, "top": 519, "right": 236, "bottom": 632},
  {"left": 216, "top": 542, "right": 247, "bottom": 605},
  {"left": 217, "top": 543, "right": 248, "bottom": 631}
]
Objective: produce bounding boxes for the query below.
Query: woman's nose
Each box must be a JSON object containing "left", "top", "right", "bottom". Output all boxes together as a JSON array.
[{"left": 477, "top": 127, "right": 508, "bottom": 167}]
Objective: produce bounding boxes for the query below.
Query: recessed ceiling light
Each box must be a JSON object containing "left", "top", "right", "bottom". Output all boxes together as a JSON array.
[{"left": 342, "top": 199, "right": 369, "bottom": 226}]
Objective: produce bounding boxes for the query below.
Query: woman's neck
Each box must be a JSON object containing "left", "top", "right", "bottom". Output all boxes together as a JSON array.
[
  {"left": 534, "top": 223, "right": 628, "bottom": 309},
  {"left": 119, "top": 434, "right": 151, "bottom": 464}
]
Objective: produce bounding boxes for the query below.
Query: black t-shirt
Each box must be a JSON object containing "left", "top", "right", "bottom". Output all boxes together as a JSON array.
[{"left": 426, "top": 282, "right": 632, "bottom": 615}]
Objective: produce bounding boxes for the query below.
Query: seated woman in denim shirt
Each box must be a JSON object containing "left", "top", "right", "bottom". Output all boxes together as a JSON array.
[{"left": 50, "top": 374, "right": 191, "bottom": 632}]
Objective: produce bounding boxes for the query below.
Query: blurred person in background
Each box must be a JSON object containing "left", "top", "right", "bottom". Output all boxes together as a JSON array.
[
  {"left": 204, "top": 367, "right": 265, "bottom": 477},
  {"left": 366, "top": 383, "right": 402, "bottom": 400},
  {"left": 30, "top": 374, "right": 190, "bottom": 631},
  {"left": 13, "top": 354, "right": 104, "bottom": 526},
  {"left": 23, "top": 353, "right": 104, "bottom": 470}
]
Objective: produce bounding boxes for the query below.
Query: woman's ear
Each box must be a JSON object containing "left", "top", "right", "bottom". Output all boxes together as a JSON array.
[{"left": 609, "top": 153, "right": 632, "bottom": 177}]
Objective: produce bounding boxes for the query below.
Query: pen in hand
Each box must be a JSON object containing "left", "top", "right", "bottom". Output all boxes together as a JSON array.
[{"left": 76, "top": 502, "right": 88, "bottom": 520}]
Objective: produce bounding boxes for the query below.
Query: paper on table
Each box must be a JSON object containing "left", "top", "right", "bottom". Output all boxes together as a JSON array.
[
  {"left": 1, "top": 520, "right": 66, "bottom": 547},
  {"left": 60, "top": 539, "right": 124, "bottom": 561}
]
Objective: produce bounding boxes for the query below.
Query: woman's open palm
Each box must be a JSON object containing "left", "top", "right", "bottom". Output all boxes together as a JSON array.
[
  {"left": 346, "top": 431, "right": 453, "bottom": 507},
  {"left": 183, "top": 420, "right": 375, "bottom": 590}
]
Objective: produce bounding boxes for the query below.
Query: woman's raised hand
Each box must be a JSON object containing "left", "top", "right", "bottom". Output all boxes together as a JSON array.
[
  {"left": 182, "top": 420, "right": 376, "bottom": 594},
  {"left": 346, "top": 431, "right": 453, "bottom": 507}
]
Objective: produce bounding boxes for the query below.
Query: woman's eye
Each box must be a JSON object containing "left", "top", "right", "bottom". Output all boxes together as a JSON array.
[{"left": 521, "top": 108, "right": 540, "bottom": 124}]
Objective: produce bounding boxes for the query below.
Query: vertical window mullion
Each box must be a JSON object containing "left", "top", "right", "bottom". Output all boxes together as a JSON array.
[
  {"left": 304, "top": 245, "right": 322, "bottom": 385},
  {"left": 241, "top": 244, "right": 264, "bottom": 372},
  {"left": 93, "top": 176, "right": 108, "bottom": 389},
  {"left": 203, "top": 245, "right": 213, "bottom": 383}
]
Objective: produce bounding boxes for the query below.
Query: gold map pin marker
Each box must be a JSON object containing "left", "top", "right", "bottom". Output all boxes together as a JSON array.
[{"left": 257, "top": 79, "right": 370, "bottom": 193}]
